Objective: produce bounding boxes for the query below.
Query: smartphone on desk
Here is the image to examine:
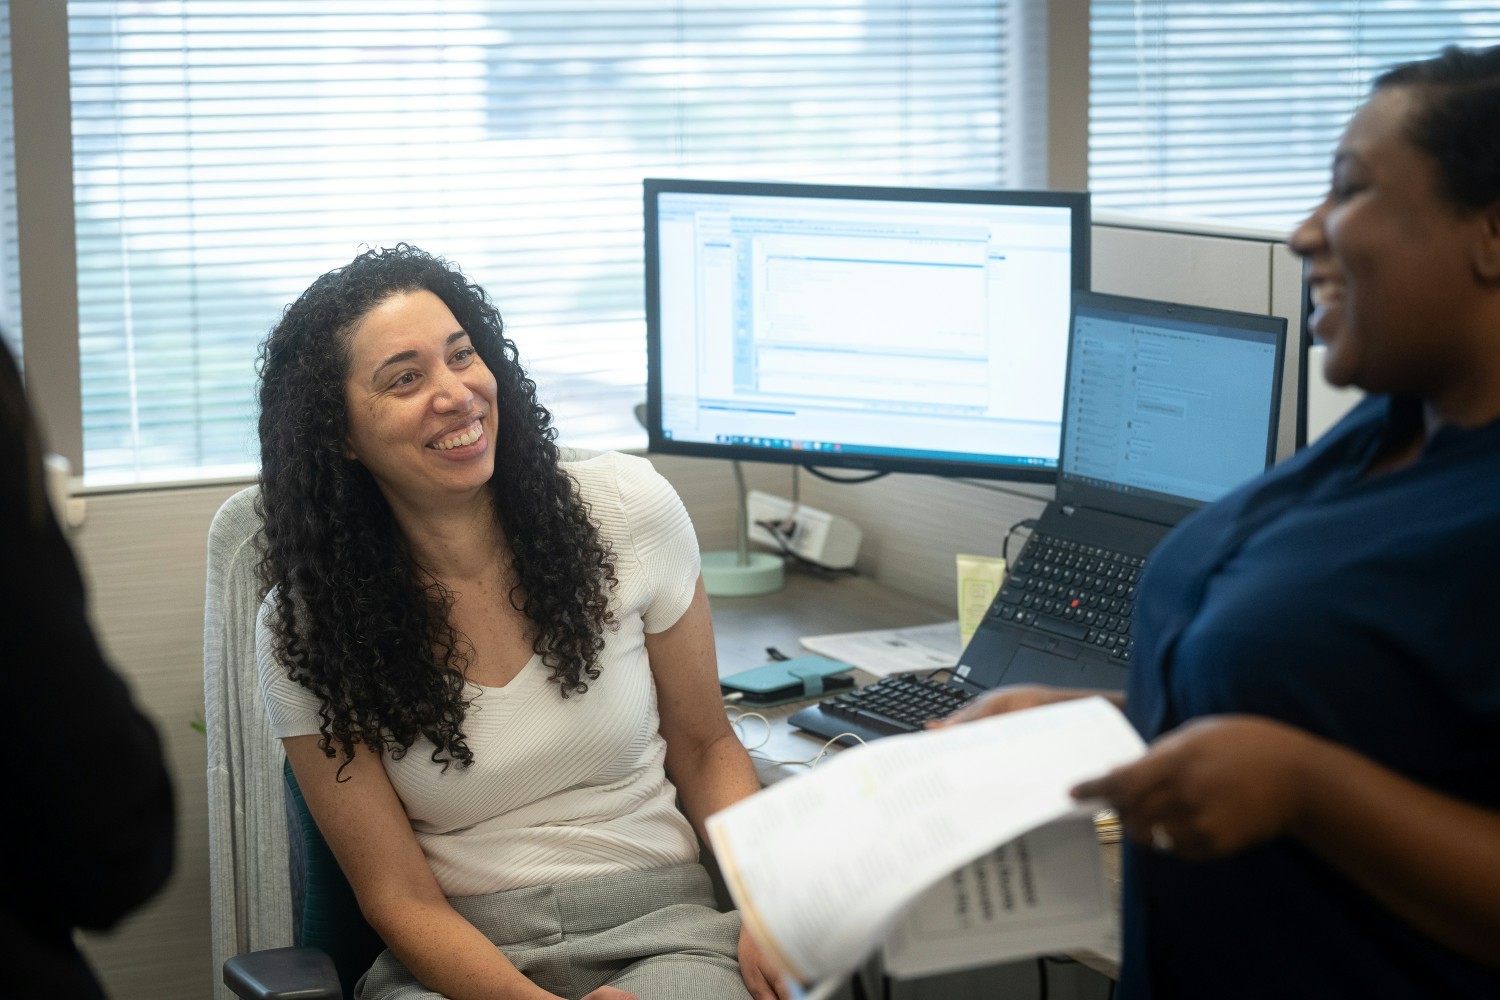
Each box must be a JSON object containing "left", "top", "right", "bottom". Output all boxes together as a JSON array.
[{"left": 720, "top": 655, "right": 855, "bottom": 708}]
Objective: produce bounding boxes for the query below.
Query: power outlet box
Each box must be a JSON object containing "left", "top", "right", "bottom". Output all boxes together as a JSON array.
[{"left": 745, "top": 490, "right": 862, "bottom": 570}]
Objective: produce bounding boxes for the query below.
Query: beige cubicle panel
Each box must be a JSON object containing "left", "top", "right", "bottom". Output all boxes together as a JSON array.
[
  {"left": 1092, "top": 224, "right": 1273, "bottom": 313},
  {"left": 1304, "top": 344, "right": 1365, "bottom": 443}
]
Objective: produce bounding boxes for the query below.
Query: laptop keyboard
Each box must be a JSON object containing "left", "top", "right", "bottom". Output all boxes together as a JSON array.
[
  {"left": 993, "top": 530, "right": 1144, "bottom": 663},
  {"left": 798, "top": 534, "right": 1144, "bottom": 742},
  {"left": 812, "top": 673, "right": 976, "bottom": 737}
]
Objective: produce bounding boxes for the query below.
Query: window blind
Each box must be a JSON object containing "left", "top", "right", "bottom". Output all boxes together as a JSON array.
[
  {"left": 1089, "top": 1, "right": 1500, "bottom": 231},
  {"left": 67, "top": 1, "right": 1011, "bottom": 484}
]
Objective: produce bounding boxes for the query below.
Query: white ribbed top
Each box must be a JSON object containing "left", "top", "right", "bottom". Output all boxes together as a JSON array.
[{"left": 258, "top": 451, "right": 702, "bottom": 896}]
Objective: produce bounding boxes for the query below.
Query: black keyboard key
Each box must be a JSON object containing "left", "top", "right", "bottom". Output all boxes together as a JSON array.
[
  {"left": 844, "top": 707, "right": 912, "bottom": 735},
  {"left": 822, "top": 696, "right": 858, "bottom": 719}
]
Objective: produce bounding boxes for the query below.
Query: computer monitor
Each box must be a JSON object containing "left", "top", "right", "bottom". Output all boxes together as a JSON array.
[{"left": 644, "top": 179, "right": 1090, "bottom": 484}]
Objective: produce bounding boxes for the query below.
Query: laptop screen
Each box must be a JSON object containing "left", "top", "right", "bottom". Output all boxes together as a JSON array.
[{"left": 1058, "top": 291, "right": 1286, "bottom": 516}]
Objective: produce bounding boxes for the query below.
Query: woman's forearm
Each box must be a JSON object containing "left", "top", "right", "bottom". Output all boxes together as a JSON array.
[
  {"left": 1293, "top": 740, "right": 1500, "bottom": 968},
  {"left": 284, "top": 733, "right": 562, "bottom": 1000},
  {"left": 668, "top": 730, "right": 763, "bottom": 845}
]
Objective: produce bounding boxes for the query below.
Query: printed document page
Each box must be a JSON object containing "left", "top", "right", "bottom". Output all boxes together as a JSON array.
[
  {"left": 798, "top": 620, "right": 962, "bottom": 677},
  {"left": 706, "top": 697, "right": 1145, "bottom": 985},
  {"left": 882, "top": 814, "right": 1113, "bottom": 978}
]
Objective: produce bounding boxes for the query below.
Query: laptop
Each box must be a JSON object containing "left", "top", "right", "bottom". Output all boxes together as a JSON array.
[{"left": 789, "top": 290, "right": 1287, "bottom": 743}]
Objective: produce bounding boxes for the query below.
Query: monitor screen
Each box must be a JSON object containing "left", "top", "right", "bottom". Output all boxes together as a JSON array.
[
  {"left": 1057, "top": 290, "right": 1286, "bottom": 524},
  {"left": 644, "top": 179, "right": 1090, "bottom": 483}
]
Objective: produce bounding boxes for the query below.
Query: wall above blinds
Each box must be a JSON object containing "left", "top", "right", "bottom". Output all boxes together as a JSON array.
[
  {"left": 1089, "top": 1, "right": 1500, "bottom": 230},
  {"left": 66, "top": 1, "right": 1012, "bottom": 484}
]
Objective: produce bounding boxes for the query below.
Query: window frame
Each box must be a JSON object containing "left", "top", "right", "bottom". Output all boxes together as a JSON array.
[{"left": 12, "top": 2, "right": 85, "bottom": 475}]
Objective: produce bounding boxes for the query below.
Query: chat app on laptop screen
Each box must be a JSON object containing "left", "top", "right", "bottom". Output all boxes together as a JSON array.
[{"left": 1062, "top": 304, "right": 1281, "bottom": 506}]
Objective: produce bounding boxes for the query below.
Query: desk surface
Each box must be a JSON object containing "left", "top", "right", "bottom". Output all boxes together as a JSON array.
[
  {"left": 709, "top": 569, "right": 950, "bottom": 669},
  {"left": 708, "top": 569, "right": 1122, "bottom": 982},
  {"left": 710, "top": 570, "right": 949, "bottom": 781}
]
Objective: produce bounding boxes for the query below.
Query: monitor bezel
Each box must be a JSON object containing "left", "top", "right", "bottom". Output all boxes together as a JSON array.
[{"left": 643, "top": 177, "right": 1091, "bottom": 483}]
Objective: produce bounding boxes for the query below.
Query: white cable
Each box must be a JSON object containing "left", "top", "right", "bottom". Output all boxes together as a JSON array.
[
  {"left": 748, "top": 731, "right": 866, "bottom": 769},
  {"left": 727, "top": 708, "right": 774, "bottom": 752}
]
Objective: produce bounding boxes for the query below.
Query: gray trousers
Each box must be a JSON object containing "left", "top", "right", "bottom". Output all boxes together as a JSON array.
[{"left": 357, "top": 863, "right": 752, "bottom": 1000}]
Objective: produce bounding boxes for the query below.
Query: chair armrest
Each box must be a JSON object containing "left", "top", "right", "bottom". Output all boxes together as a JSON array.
[{"left": 223, "top": 946, "right": 343, "bottom": 1000}]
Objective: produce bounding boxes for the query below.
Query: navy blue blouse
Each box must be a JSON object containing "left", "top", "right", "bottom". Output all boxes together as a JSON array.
[{"left": 1118, "top": 394, "right": 1500, "bottom": 998}]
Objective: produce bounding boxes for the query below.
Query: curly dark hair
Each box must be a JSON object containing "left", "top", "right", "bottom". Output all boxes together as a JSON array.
[{"left": 256, "top": 244, "right": 616, "bottom": 770}]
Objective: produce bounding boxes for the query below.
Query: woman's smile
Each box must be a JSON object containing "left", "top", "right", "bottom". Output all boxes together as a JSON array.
[{"left": 429, "top": 415, "right": 487, "bottom": 453}]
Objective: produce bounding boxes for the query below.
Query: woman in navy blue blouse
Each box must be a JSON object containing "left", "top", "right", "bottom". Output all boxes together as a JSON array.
[{"left": 945, "top": 44, "right": 1500, "bottom": 998}]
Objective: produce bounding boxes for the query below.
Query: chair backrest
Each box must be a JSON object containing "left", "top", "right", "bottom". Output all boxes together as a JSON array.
[
  {"left": 206, "top": 484, "right": 292, "bottom": 1000},
  {"left": 208, "top": 484, "right": 389, "bottom": 999}
]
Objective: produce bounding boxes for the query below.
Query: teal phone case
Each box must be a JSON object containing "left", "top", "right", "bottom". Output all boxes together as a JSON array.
[{"left": 720, "top": 655, "right": 854, "bottom": 705}]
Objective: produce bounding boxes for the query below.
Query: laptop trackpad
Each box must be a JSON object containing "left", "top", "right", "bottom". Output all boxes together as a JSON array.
[
  {"left": 1019, "top": 632, "right": 1081, "bottom": 659},
  {"left": 1003, "top": 645, "right": 1089, "bottom": 686}
]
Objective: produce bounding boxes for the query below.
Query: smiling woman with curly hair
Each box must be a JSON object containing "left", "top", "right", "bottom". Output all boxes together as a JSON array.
[
  {"left": 257, "top": 244, "right": 614, "bottom": 771},
  {"left": 254, "top": 245, "right": 781, "bottom": 1000}
]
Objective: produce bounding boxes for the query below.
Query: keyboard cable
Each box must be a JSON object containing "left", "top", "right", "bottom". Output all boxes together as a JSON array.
[
  {"left": 725, "top": 702, "right": 868, "bottom": 768},
  {"left": 1003, "top": 517, "right": 1038, "bottom": 563}
]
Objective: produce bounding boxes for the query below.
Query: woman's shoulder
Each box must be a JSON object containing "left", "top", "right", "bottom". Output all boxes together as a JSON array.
[
  {"left": 560, "top": 450, "right": 691, "bottom": 550},
  {"left": 559, "top": 450, "right": 674, "bottom": 501},
  {"left": 558, "top": 447, "right": 648, "bottom": 472}
]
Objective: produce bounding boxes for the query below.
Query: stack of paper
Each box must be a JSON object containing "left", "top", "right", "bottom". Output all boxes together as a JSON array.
[{"left": 707, "top": 697, "right": 1144, "bottom": 988}]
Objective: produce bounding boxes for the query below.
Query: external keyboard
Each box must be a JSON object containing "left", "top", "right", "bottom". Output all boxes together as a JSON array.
[
  {"left": 992, "top": 530, "right": 1144, "bottom": 663},
  {"left": 810, "top": 672, "right": 976, "bottom": 737}
]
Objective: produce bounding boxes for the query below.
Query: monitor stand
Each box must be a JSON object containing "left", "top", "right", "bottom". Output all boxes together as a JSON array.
[{"left": 701, "top": 461, "right": 784, "bottom": 597}]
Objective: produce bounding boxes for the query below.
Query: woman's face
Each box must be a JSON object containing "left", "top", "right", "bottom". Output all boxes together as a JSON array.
[
  {"left": 1290, "top": 86, "right": 1486, "bottom": 397},
  {"left": 341, "top": 289, "right": 500, "bottom": 513}
]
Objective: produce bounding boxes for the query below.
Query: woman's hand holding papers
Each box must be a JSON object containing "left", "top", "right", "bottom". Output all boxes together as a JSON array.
[
  {"left": 1070, "top": 715, "right": 1319, "bottom": 860},
  {"left": 937, "top": 692, "right": 1317, "bottom": 859}
]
